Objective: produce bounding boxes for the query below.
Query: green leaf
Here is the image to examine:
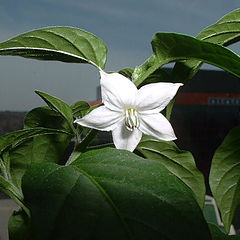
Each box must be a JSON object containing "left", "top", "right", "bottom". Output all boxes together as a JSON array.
[
  {"left": 0, "top": 174, "right": 24, "bottom": 211},
  {"left": 66, "top": 129, "right": 98, "bottom": 165},
  {"left": 197, "top": 9, "right": 240, "bottom": 45},
  {"left": 209, "top": 223, "right": 240, "bottom": 240},
  {"left": 0, "top": 174, "right": 17, "bottom": 196},
  {"left": 71, "top": 101, "right": 90, "bottom": 118},
  {"left": 118, "top": 68, "right": 134, "bottom": 79},
  {"left": 152, "top": 33, "right": 240, "bottom": 77},
  {"left": 24, "top": 106, "right": 69, "bottom": 129},
  {"left": 137, "top": 136, "right": 205, "bottom": 207},
  {"left": 22, "top": 148, "right": 211, "bottom": 240},
  {"left": 133, "top": 33, "right": 240, "bottom": 86},
  {"left": 132, "top": 55, "right": 157, "bottom": 85},
  {"left": 138, "top": 68, "right": 170, "bottom": 87},
  {"left": 9, "top": 135, "right": 71, "bottom": 189},
  {"left": 209, "top": 125, "right": 240, "bottom": 232},
  {"left": 8, "top": 209, "right": 32, "bottom": 240},
  {"left": 173, "top": 9, "right": 240, "bottom": 82},
  {"left": 0, "top": 26, "right": 107, "bottom": 69},
  {"left": 0, "top": 126, "right": 72, "bottom": 189},
  {"left": 133, "top": 58, "right": 172, "bottom": 87},
  {"left": 7, "top": 107, "right": 73, "bottom": 188},
  {"left": 0, "top": 127, "right": 71, "bottom": 155},
  {"left": 24, "top": 107, "right": 73, "bottom": 162},
  {"left": 35, "top": 90, "right": 74, "bottom": 131}
]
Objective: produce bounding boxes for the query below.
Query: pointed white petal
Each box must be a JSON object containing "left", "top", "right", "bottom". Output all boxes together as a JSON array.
[
  {"left": 100, "top": 70, "right": 138, "bottom": 111},
  {"left": 136, "top": 82, "right": 183, "bottom": 114},
  {"left": 74, "top": 106, "right": 123, "bottom": 131},
  {"left": 139, "top": 113, "right": 176, "bottom": 141},
  {"left": 112, "top": 121, "right": 142, "bottom": 152}
]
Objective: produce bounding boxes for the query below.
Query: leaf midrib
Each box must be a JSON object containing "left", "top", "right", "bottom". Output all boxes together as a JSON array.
[{"left": 73, "top": 166, "right": 134, "bottom": 240}]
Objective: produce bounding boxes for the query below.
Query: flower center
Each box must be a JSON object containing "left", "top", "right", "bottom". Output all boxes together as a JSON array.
[{"left": 125, "top": 108, "right": 140, "bottom": 131}]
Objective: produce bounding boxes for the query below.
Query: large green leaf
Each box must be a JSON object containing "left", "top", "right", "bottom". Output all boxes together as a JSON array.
[
  {"left": 173, "top": 9, "right": 240, "bottom": 82},
  {"left": 133, "top": 33, "right": 240, "bottom": 86},
  {"left": 209, "top": 126, "right": 240, "bottom": 232},
  {"left": 0, "top": 26, "right": 107, "bottom": 69},
  {"left": 137, "top": 136, "right": 205, "bottom": 207},
  {"left": 22, "top": 148, "right": 211, "bottom": 240}
]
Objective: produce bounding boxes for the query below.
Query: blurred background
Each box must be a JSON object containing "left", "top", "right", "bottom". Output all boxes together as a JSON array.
[{"left": 0, "top": 0, "right": 240, "bottom": 238}]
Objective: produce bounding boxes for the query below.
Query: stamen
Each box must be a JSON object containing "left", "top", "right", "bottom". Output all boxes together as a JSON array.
[{"left": 125, "top": 108, "right": 140, "bottom": 131}]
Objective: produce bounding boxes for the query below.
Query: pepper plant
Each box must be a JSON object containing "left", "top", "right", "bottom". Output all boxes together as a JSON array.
[{"left": 0, "top": 8, "right": 240, "bottom": 240}]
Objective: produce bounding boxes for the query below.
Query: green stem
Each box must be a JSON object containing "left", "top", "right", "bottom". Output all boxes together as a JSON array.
[
  {"left": 66, "top": 129, "right": 98, "bottom": 165},
  {"left": 0, "top": 158, "right": 10, "bottom": 182},
  {"left": 166, "top": 98, "right": 175, "bottom": 120}
]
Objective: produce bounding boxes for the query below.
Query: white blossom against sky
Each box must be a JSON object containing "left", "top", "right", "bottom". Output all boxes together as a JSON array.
[{"left": 0, "top": 0, "right": 239, "bottom": 111}]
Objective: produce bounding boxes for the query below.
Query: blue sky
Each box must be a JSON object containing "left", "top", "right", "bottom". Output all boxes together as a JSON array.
[{"left": 0, "top": 0, "right": 239, "bottom": 111}]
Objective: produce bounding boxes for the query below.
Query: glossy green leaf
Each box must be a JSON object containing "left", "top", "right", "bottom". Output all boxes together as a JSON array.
[
  {"left": 137, "top": 136, "right": 205, "bottom": 207},
  {"left": 35, "top": 90, "right": 74, "bottom": 131},
  {"left": 209, "top": 126, "right": 240, "bottom": 232},
  {"left": 0, "top": 26, "right": 107, "bottom": 69},
  {"left": 133, "top": 33, "right": 240, "bottom": 86},
  {"left": 22, "top": 148, "right": 211, "bottom": 240},
  {"left": 197, "top": 9, "right": 240, "bottom": 45},
  {"left": 173, "top": 9, "right": 240, "bottom": 82},
  {"left": 0, "top": 127, "right": 71, "bottom": 155}
]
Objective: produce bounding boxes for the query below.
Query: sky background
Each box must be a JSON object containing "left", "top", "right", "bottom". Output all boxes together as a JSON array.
[{"left": 0, "top": 0, "right": 239, "bottom": 111}]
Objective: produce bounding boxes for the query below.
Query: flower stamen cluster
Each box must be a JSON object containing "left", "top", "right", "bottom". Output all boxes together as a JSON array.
[{"left": 125, "top": 108, "right": 140, "bottom": 131}]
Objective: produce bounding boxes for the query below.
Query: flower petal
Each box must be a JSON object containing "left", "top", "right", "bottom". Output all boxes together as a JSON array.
[
  {"left": 136, "top": 82, "right": 183, "bottom": 114},
  {"left": 74, "top": 106, "right": 123, "bottom": 131},
  {"left": 112, "top": 121, "right": 142, "bottom": 152},
  {"left": 100, "top": 70, "right": 138, "bottom": 111},
  {"left": 139, "top": 113, "right": 176, "bottom": 141}
]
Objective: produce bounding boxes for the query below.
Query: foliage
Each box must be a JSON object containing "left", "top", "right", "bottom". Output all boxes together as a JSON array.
[{"left": 0, "top": 8, "right": 239, "bottom": 240}]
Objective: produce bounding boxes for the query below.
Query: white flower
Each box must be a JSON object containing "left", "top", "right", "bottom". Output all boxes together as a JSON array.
[{"left": 74, "top": 70, "right": 183, "bottom": 152}]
